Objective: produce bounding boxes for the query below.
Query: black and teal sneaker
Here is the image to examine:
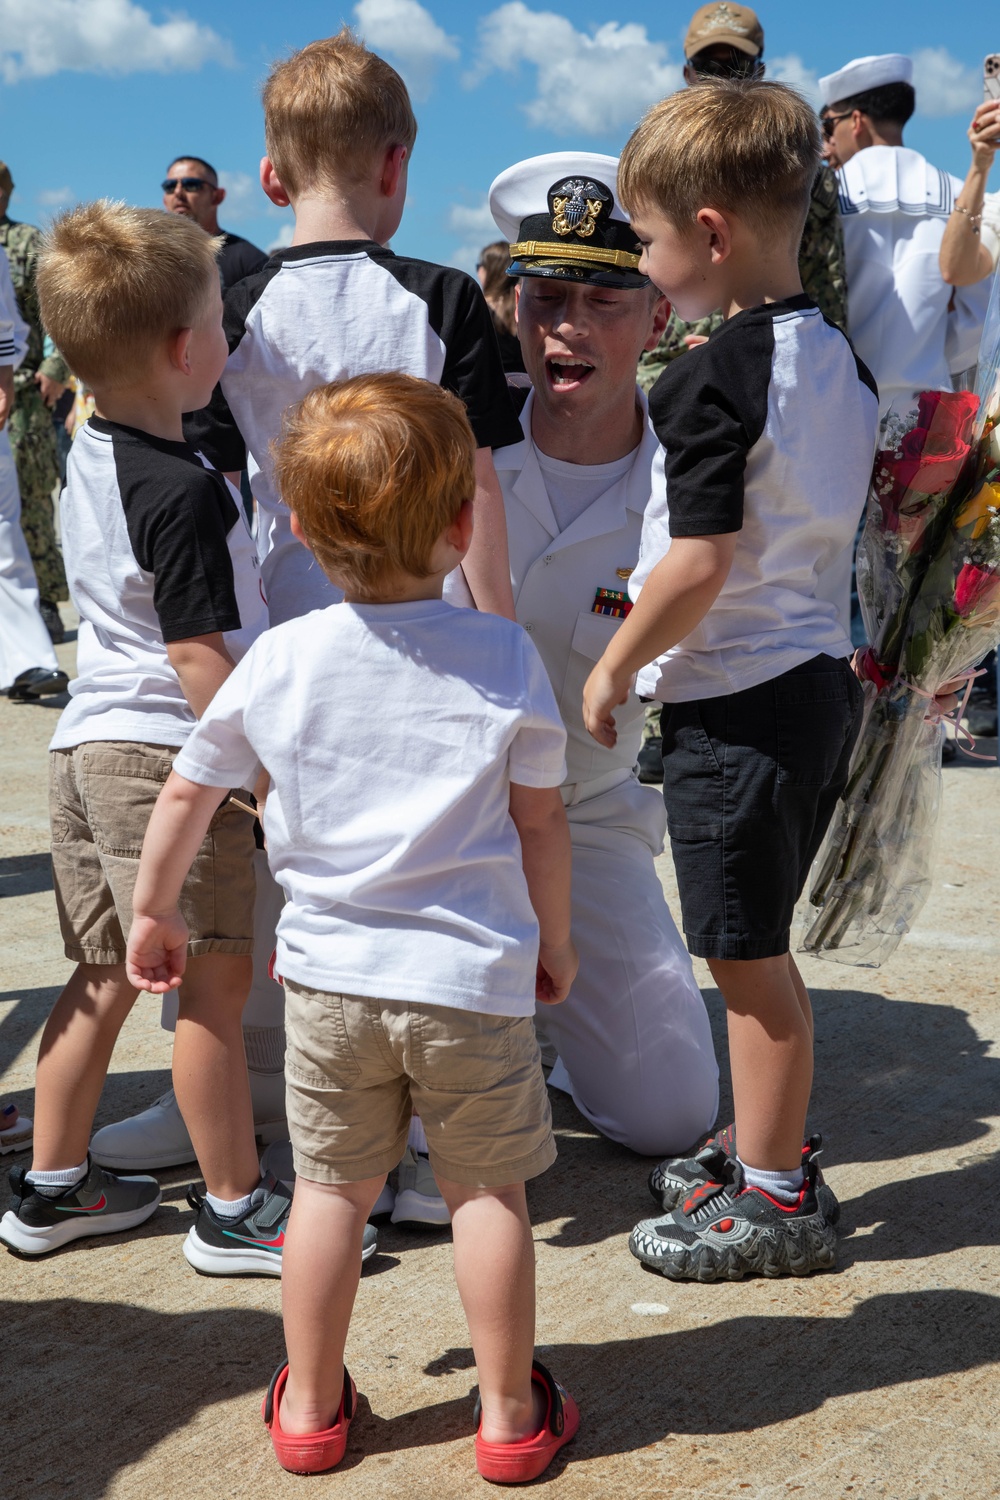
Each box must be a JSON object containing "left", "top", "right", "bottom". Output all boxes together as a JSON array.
[
  {"left": 0, "top": 1158, "right": 160, "bottom": 1255},
  {"left": 182, "top": 1173, "right": 377, "bottom": 1276},
  {"left": 631, "top": 1149, "right": 837, "bottom": 1282}
]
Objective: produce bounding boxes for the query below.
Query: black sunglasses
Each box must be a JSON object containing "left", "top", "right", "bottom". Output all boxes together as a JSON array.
[
  {"left": 689, "top": 49, "right": 763, "bottom": 80},
  {"left": 162, "top": 176, "right": 213, "bottom": 193},
  {"left": 820, "top": 112, "right": 852, "bottom": 139}
]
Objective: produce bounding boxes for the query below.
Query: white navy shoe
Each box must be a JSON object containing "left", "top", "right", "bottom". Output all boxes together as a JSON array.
[{"left": 90, "top": 1077, "right": 287, "bottom": 1171}]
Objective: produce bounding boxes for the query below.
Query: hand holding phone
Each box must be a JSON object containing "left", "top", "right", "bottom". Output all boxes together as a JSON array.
[{"left": 977, "top": 56, "right": 1000, "bottom": 149}]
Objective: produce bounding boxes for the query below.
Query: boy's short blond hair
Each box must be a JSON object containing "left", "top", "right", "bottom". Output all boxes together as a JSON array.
[
  {"left": 263, "top": 28, "right": 417, "bottom": 195},
  {"left": 619, "top": 80, "right": 820, "bottom": 241},
  {"left": 37, "top": 201, "right": 220, "bottom": 391},
  {"left": 273, "top": 374, "right": 475, "bottom": 598}
]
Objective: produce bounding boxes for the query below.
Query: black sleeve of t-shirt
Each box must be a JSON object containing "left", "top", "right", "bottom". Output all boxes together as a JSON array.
[
  {"left": 435, "top": 272, "right": 524, "bottom": 451},
  {"left": 648, "top": 313, "right": 774, "bottom": 537},
  {"left": 182, "top": 276, "right": 265, "bottom": 471},
  {"left": 120, "top": 454, "right": 243, "bottom": 642}
]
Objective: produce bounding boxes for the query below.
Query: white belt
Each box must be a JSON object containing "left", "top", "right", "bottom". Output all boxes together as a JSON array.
[{"left": 560, "top": 766, "right": 634, "bottom": 807}]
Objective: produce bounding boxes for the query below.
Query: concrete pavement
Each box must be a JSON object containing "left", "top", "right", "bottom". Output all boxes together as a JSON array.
[{"left": 2, "top": 617, "right": 998, "bottom": 1499}]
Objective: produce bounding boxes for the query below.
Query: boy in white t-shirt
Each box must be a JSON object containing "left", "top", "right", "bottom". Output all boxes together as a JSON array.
[
  {"left": 126, "top": 373, "right": 581, "bottom": 1483},
  {"left": 0, "top": 203, "right": 297, "bottom": 1271},
  {"left": 583, "top": 83, "right": 878, "bottom": 1281}
]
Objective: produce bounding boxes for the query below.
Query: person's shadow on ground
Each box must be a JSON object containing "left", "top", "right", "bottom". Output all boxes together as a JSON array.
[
  {"left": 7, "top": 1287, "right": 998, "bottom": 1493},
  {"left": 538, "top": 986, "right": 1000, "bottom": 1253}
]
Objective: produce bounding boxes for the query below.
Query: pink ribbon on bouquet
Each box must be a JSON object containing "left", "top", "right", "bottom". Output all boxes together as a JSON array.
[{"left": 854, "top": 651, "right": 992, "bottom": 759}]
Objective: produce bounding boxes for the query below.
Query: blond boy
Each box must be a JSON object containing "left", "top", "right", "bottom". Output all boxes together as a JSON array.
[
  {"left": 0, "top": 204, "right": 300, "bottom": 1271},
  {"left": 186, "top": 28, "right": 519, "bottom": 627},
  {"left": 128, "top": 373, "right": 580, "bottom": 1481},
  {"left": 583, "top": 83, "right": 879, "bottom": 1279}
]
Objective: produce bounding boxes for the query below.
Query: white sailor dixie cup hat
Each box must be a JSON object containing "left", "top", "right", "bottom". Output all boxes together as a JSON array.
[
  {"left": 489, "top": 151, "right": 649, "bottom": 289},
  {"left": 818, "top": 53, "right": 913, "bottom": 108}
]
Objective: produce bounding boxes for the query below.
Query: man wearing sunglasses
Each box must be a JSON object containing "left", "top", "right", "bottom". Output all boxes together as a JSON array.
[
  {"left": 162, "top": 157, "right": 267, "bottom": 292},
  {"left": 818, "top": 55, "right": 989, "bottom": 419}
]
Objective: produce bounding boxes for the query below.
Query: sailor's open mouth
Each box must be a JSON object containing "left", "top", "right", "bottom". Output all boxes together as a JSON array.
[{"left": 546, "top": 357, "right": 595, "bottom": 389}]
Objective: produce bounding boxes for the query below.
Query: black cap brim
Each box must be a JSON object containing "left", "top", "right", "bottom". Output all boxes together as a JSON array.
[{"left": 508, "top": 258, "right": 650, "bottom": 289}]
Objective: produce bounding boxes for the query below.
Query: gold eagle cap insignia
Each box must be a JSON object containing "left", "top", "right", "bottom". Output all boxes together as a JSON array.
[{"left": 550, "top": 179, "right": 607, "bottom": 239}]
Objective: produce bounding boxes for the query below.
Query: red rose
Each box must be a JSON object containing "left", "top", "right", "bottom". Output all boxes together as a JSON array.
[
  {"left": 915, "top": 389, "right": 979, "bottom": 446},
  {"left": 883, "top": 390, "right": 980, "bottom": 495},
  {"left": 955, "top": 563, "right": 1000, "bottom": 617}
]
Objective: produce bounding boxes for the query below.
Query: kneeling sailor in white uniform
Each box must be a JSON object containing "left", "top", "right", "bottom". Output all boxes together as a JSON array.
[{"left": 450, "top": 154, "right": 719, "bottom": 1156}]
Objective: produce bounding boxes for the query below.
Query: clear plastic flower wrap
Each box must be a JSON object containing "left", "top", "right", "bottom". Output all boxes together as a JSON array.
[{"left": 801, "top": 275, "right": 1000, "bottom": 965}]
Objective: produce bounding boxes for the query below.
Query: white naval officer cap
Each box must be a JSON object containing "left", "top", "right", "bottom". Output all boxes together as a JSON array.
[
  {"left": 489, "top": 152, "right": 649, "bottom": 289},
  {"left": 818, "top": 53, "right": 913, "bottom": 108}
]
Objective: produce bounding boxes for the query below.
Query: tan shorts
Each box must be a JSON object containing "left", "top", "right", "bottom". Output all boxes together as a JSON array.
[
  {"left": 50, "top": 740, "right": 256, "bottom": 965},
  {"left": 284, "top": 983, "right": 557, "bottom": 1187}
]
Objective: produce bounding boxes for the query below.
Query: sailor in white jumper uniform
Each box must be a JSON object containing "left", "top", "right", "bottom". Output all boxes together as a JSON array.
[{"left": 447, "top": 154, "right": 719, "bottom": 1155}]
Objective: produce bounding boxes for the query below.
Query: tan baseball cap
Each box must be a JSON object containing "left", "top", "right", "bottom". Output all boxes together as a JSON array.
[
  {"left": 684, "top": 3, "right": 764, "bottom": 60},
  {"left": 0, "top": 161, "right": 13, "bottom": 196}
]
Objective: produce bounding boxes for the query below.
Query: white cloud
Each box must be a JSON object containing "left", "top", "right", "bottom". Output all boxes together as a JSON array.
[
  {"left": 912, "top": 47, "right": 980, "bottom": 120},
  {"left": 36, "top": 187, "right": 75, "bottom": 208},
  {"left": 769, "top": 54, "right": 820, "bottom": 109},
  {"left": 353, "top": 0, "right": 458, "bottom": 101},
  {"left": 468, "top": 3, "right": 683, "bottom": 137},
  {"left": 448, "top": 196, "right": 500, "bottom": 273},
  {"left": 0, "top": 0, "right": 232, "bottom": 84},
  {"left": 268, "top": 222, "right": 294, "bottom": 253},
  {"left": 218, "top": 171, "right": 259, "bottom": 221}
]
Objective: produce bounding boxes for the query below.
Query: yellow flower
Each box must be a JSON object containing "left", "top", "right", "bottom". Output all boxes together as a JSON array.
[{"left": 955, "top": 481, "right": 1000, "bottom": 540}]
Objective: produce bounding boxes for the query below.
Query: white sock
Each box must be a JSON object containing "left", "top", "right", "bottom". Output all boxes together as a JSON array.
[
  {"left": 407, "top": 1114, "right": 428, "bottom": 1156},
  {"left": 27, "top": 1159, "right": 88, "bottom": 1196},
  {"left": 738, "top": 1159, "right": 804, "bottom": 1205},
  {"left": 206, "top": 1189, "right": 255, "bottom": 1220}
]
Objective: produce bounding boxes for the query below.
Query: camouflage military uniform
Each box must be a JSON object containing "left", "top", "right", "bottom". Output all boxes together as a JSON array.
[
  {"left": 0, "top": 215, "right": 69, "bottom": 602},
  {"left": 637, "top": 166, "right": 848, "bottom": 392}
]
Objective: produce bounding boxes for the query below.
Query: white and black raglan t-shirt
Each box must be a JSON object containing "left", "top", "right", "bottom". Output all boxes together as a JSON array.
[
  {"left": 630, "top": 296, "right": 879, "bottom": 702},
  {"left": 185, "top": 240, "right": 523, "bottom": 625},
  {"left": 50, "top": 418, "right": 267, "bottom": 751}
]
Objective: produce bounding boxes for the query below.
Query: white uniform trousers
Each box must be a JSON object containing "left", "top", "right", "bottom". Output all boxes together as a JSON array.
[
  {"left": 542, "top": 772, "right": 719, "bottom": 1157},
  {"left": 0, "top": 429, "right": 59, "bottom": 687}
]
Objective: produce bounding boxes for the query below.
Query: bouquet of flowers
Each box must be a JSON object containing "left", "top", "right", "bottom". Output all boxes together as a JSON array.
[{"left": 801, "top": 283, "right": 1000, "bottom": 965}]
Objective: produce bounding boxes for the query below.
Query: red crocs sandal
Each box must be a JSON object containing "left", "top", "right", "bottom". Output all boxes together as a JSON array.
[
  {"left": 262, "top": 1360, "right": 356, "bottom": 1474},
  {"left": 474, "top": 1358, "right": 579, "bottom": 1484}
]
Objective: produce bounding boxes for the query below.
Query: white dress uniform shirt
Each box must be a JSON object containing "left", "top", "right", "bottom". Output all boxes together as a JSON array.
[
  {"left": 446, "top": 390, "right": 719, "bottom": 1154},
  {"left": 0, "top": 248, "right": 61, "bottom": 688},
  {"left": 838, "top": 146, "right": 991, "bottom": 416}
]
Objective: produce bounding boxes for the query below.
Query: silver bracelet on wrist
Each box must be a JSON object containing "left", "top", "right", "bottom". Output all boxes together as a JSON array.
[{"left": 954, "top": 204, "right": 983, "bottom": 233}]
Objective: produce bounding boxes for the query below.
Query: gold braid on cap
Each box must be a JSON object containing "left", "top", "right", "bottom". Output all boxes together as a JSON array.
[{"left": 508, "top": 240, "right": 642, "bottom": 268}]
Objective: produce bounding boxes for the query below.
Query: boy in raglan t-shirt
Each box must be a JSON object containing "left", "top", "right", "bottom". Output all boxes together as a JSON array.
[
  {"left": 186, "top": 27, "right": 521, "bottom": 628},
  {"left": 0, "top": 203, "right": 315, "bottom": 1272},
  {"left": 583, "top": 82, "right": 879, "bottom": 1280}
]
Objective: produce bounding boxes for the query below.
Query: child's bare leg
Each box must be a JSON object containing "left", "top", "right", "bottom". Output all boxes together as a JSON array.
[
  {"left": 280, "top": 1175, "right": 385, "bottom": 1434},
  {"left": 172, "top": 952, "right": 259, "bottom": 1201},
  {"left": 787, "top": 953, "right": 813, "bottom": 1042},
  {"left": 435, "top": 1176, "right": 543, "bottom": 1444},
  {"left": 707, "top": 954, "right": 812, "bottom": 1172},
  {"left": 31, "top": 963, "right": 137, "bottom": 1169}
]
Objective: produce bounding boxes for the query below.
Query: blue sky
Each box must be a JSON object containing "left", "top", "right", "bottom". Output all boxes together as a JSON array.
[{"left": 0, "top": 0, "right": 996, "bottom": 272}]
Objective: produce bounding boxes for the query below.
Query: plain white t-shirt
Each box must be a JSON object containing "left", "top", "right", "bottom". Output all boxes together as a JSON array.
[
  {"left": 535, "top": 447, "right": 637, "bottom": 533},
  {"left": 173, "top": 599, "right": 567, "bottom": 1015}
]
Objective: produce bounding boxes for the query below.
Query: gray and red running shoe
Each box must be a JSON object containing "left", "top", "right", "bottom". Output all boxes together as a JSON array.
[
  {"left": 0, "top": 1157, "right": 160, "bottom": 1255},
  {"left": 648, "top": 1126, "right": 840, "bottom": 1225}
]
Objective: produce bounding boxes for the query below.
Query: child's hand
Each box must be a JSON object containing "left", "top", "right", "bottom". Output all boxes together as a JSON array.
[
  {"left": 126, "top": 911, "right": 190, "bottom": 993},
  {"left": 536, "top": 938, "right": 579, "bottom": 1005},
  {"left": 582, "top": 661, "right": 630, "bottom": 747}
]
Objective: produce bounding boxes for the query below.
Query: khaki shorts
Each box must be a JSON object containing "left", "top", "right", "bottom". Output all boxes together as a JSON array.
[
  {"left": 284, "top": 983, "right": 557, "bottom": 1187},
  {"left": 50, "top": 741, "right": 256, "bottom": 965}
]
